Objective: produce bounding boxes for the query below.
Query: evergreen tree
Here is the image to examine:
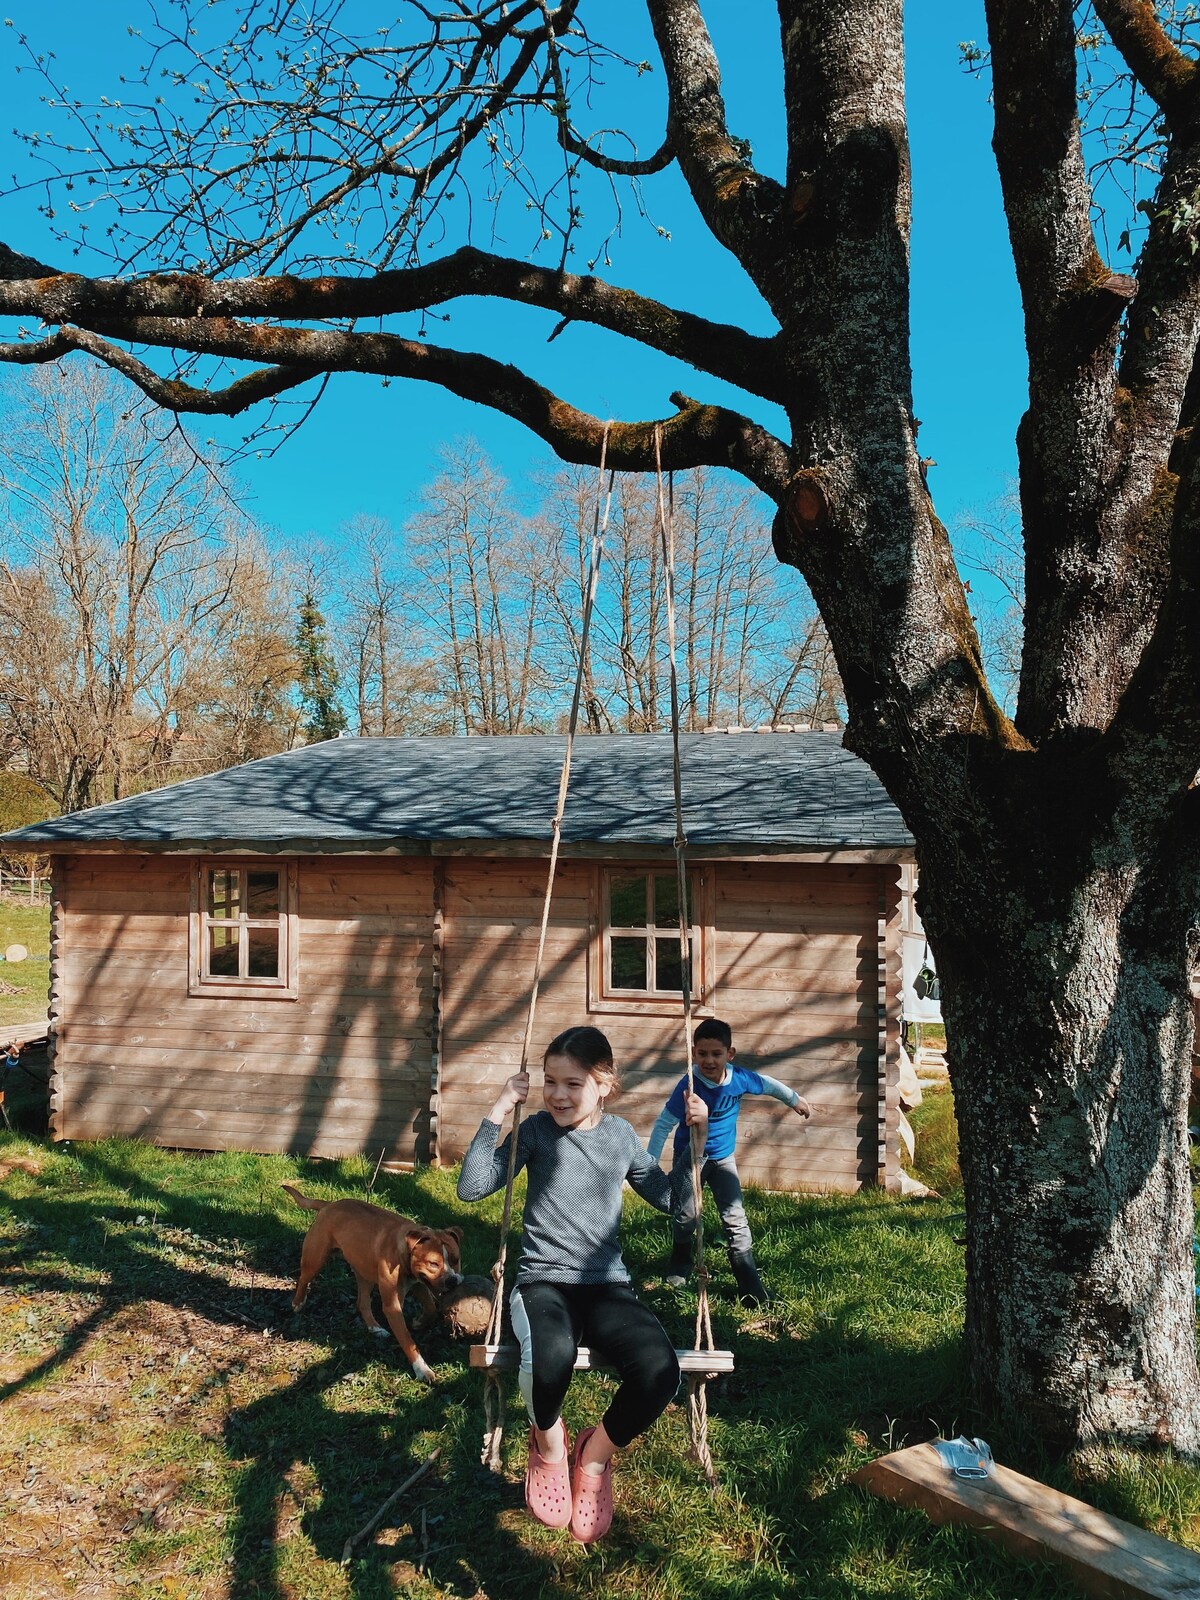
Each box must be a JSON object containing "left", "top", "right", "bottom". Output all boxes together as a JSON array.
[{"left": 295, "top": 591, "right": 347, "bottom": 744}]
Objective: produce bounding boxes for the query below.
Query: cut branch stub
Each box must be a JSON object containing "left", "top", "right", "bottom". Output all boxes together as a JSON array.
[
  {"left": 788, "top": 179, "right": 817, "bottom": 223},
  {"left": 786, "top": 469, "right": 832, "bottom": 536}
]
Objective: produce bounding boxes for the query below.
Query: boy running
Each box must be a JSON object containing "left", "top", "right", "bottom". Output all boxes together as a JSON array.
[{"left": 647, "top": 1018, "right": 811, "bottom": 1305}]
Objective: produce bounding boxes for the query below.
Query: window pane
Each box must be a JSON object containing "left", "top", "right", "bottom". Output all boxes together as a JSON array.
[
  {"left": 654, "top": 935, "right": 685, "bottom": 994},
  {"left": 208, "top": 869, "right": 239, "bottom": 920},
  {"left": 209, "top": 923, "right": 240, "bottom": 976},
  {"left": 610, "top": 936, "right": 648, "bottom": 990},
  {"left": 654, "top": 933, "right": 696, "bottom": 995},
  {"left": 247, "top": 870, "right": 281, "bottom": 915},
  {"left": 246, "top": 925, "right": 280, "bottom": 978},
  {"left": 654, "top": 872, "right": 681, "bottom": 929},
  {"left": 609, "top": 875, "right": 647, "bottom": 928}
]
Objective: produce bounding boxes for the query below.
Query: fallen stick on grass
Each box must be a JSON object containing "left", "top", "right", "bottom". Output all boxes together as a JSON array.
[{"left": 340, "top": 1447, "right": 442, "bottom": 1566}]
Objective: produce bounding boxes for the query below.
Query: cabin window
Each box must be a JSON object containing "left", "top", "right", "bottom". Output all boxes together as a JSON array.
[
  {"left": 591, "top": 866, "right": 712, "bottom": 1012},
  {"left": 189, "top": 861, "right": 298, "bottom": 998}
]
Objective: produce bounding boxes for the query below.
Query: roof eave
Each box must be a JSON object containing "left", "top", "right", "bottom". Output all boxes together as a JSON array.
[{"left": 8, "top": 834, "right": 913, "bottom": 862}]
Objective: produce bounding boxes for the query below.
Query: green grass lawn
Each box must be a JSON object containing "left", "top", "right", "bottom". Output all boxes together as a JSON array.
[
  {"left": 907, "top": 1086, "right": 961, "bottom": 1197},
  {"left": 2, "top": 1121, "right": 1198, "bottom": 1600},
  {"left": 0, "top": 894, "right": 50, "bottom": 1032}
]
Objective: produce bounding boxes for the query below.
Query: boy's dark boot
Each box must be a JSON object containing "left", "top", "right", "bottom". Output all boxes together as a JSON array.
[
  {"left": 664, "top": 1234, "right": 692, "bottom": 1288},
  {"left": 728, "top": 1248, "right": 771, "bottom": 1307}
]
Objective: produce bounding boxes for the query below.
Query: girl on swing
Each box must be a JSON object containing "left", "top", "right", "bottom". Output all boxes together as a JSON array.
[{"left": 457, "top": 1024, "right": 709, "bottom": 1543}]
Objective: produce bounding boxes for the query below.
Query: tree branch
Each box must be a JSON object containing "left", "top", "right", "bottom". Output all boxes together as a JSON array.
[
  {"left": 4, "top": 315, "right": 790, "bottom": 496},
  {"left": 986, "top": 0, "right": 1109, "bottom": 366},
  {"left": 645, "top": 0, "right": 785, "bottom": 287},
  {"left": 0, "top": 242, "right": 783, "bottom": 403},
  {"left": 559, "top": 129, "right": 675, "bottom": 177},
  {"left": 0, "top": 327, "right": 319, "bottom": 412},
  {"left": 984, "top": 1, "right": 1161, "bottom": 741},
  {"left": 1093, "top": 0, "right": 1200, "bottom": 125},
  {"left": 1098, "top": 427, "right": 1200, "bottom": 831}
]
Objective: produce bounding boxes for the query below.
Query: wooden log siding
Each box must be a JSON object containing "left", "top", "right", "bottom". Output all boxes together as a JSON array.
[
  {"left": 50, "top": 853, "right": 436, "bottom": 1165},
  {"left": 46, "top": 850, "right": 897, "bottom": 1190},
  {"left": 437, "top": 857, "right": 889, "bottom": 1192}
]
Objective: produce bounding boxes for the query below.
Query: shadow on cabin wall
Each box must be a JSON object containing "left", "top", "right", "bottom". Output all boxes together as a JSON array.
[{"left": 47, "top": 842, "right": 899, "bottom": 1196}]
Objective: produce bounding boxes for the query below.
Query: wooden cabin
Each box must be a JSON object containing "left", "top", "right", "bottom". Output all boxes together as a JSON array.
[{"left": 3, "top": 732, "right": 913, "bottom": 1192}]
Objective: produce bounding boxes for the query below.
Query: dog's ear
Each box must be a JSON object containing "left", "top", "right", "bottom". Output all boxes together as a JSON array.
[
  {"left": 444, "top": 1226, "right": 464, "bottom": 1245},
  {"left": 405, "top": 1229, "right": 431, "bottom": 1252}
]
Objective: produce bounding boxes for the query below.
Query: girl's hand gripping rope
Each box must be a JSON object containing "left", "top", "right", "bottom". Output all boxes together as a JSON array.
[{"left": 487, "top": 1071, "right": 530, "bottom": 1126}]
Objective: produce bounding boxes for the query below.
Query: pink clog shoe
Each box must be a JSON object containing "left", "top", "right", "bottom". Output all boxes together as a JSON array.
[
  {"left": 569, "top": 1425, "right": 614, "bottom": 1544},
  {"left": 525, "top": 1421, "right": 573, "bottom": 1529}
]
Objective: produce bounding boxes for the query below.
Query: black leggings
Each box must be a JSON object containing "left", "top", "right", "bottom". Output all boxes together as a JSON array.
[{"left": 510, "top": 1281, "right": 680, "bottom": 1448}]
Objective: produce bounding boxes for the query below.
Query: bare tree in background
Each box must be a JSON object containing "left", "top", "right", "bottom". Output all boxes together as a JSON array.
[
  {"left": 407, "top": 445, "right": 545, "bottom": 733},
  {"left": 335, "top": 514, "right": 452, "bottom": 735},
  {"left": 955, "top": 491, "right": 1025, "bottom": 714},
  {"left": 189, "top": 534, "right": 300, "bottom": 768},
  {"left": 541, "top": 462, "right": 839, "bottom": 729},
  {"left": 534, "top": 464, "right": 612, "bottom": 731},
  {"left": 0, "top": 366, "right": 267, "bottom": 807}
]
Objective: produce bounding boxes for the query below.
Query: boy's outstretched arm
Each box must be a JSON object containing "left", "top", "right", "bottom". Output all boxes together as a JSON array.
[
  {"left": 630, "top": 1095, "right": 708, "bottom": 1210},
  {"left": 758, "top": 1072, "right": 813, "bottom": 1122}
]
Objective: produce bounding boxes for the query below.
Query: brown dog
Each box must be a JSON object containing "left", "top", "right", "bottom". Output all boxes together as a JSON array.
[{"left": 282, "top": 1185, "right": 462, "bottom": 1384}]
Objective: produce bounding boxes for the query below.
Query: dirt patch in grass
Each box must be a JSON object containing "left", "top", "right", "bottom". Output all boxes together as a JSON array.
[{"left": 0, "top": 1287, "right": 321, "bottom": 1599}]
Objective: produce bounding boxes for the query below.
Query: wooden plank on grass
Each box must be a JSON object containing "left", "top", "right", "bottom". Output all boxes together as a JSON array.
[{"left": 854, "top": 1441, "right": 1200, "bottom": 1600}]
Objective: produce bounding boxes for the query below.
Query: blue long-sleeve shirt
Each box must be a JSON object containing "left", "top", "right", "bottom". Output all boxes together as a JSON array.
[
  {"left": 647, "top": 1066, "right": 801, "bottom": 1163},
  {"left": 457, "top": 1110, "right": 671, "bottom": 1285}
]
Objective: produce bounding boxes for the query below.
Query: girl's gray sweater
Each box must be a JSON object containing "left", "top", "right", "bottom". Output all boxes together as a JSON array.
[{"left": 457, "top": 1110, "right": 671, "bottom": 1285}]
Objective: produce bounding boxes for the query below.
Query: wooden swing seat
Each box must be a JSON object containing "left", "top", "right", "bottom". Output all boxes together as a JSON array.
[{"left": 469, "top": 1342, "right": 734, "bottom": 1376}]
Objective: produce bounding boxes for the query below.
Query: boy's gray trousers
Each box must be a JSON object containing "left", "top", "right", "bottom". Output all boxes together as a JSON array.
[{"left": 670, "top": 1150, "right": 752, "bottom": 1254}]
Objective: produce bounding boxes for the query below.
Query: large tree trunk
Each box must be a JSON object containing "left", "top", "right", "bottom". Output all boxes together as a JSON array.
[{"left": 917, "top": 821, "right": 1200, "bottom": 1451}]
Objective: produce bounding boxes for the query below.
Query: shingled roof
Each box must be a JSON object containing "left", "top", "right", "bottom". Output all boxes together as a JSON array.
[{"left": 2, "top": 732, "right": 913, "bottom": 854}]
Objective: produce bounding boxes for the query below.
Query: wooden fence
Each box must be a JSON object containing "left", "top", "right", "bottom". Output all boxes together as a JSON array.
[{"left": 0, "top": 869, "right": 50, "bottom": 903}]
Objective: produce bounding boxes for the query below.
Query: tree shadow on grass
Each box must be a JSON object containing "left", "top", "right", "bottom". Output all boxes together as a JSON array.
[
  {"left": 0, "top": 1139, "right": 1111, "bottom": 1600},
  {"left": 222, "top": 1350, "right": 585, "bottom": 1600},
  {"left": 630, "top": 1199, "right": 1100, "bottom": 1600},
  {"left": 0, "top": 1138, "right": 570, "bottom": 1599}
]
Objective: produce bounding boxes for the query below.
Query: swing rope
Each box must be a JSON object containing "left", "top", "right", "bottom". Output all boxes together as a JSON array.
[
  {"left": 654, "top": 426, "right": 717, "bottom": 1487},
  {"left": 480, "top": 425, "right": 614, "bottom": 1470},
  {"left": 477, "top": 426, "right": 724, "bottom": 1490}
]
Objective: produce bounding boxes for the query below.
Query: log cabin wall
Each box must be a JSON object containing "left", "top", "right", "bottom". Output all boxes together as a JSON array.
[
  {"left": 437, "top": 857, "right": 900, "bottom": 1192},
  {"left": 47, "top": 850, "right": 899, "bottom": 1190},
  {"left": 50, "top": 852, "right": 435, "bottom": 1165}
]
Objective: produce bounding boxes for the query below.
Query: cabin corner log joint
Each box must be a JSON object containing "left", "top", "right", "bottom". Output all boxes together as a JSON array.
[{"left": 8, "top": 733, "right": 912, "bottom": 1193}]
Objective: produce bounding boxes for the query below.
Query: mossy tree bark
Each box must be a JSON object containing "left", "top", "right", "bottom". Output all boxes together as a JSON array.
[
  {"left": 915, "top": 786, "right": 1200, "bottom": 1451},
  {"left": 1, "top": 0, "right": 1199, "bottom": 1449}
]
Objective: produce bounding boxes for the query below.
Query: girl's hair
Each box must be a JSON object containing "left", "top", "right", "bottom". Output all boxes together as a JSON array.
[{"left": 543, "top": 1025, "right": 621, "bottom": 1099}]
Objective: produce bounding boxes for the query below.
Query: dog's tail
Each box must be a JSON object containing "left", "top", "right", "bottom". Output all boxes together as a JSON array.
[{"left": 281, "top": 1183, "right": 326, "bottom": 1212}]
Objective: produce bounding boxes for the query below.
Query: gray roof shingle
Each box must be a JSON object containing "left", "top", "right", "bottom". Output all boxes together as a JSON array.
[{"left": 1, "top": 733, "right": 913, "bottom": 852}]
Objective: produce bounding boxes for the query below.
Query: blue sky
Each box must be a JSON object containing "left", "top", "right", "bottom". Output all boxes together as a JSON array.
[{"left": 0, "top": 1, "right": 1024, "bottom": 550}]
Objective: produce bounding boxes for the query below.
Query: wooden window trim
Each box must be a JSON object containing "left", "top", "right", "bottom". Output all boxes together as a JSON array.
[
  {"left": 189, "top": 859, "right": 299, "bottom": 999},
  {"left": 587, "top": 864, "right": 716, "bottom": 1016}
]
